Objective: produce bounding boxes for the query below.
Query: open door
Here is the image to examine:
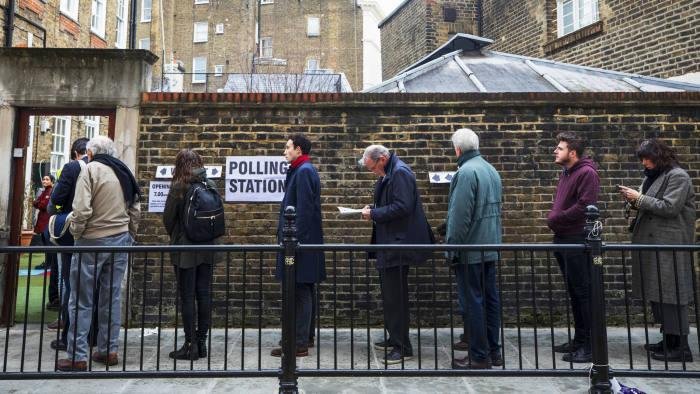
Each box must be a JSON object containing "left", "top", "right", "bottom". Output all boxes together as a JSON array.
[{"left": 1, "top": 108, "right": 115, "bottom": 326}]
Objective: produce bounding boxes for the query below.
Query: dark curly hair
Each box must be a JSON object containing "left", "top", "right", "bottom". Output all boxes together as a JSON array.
[
  {"left": 636, "top": 139, "right": 678, "bottom": 172},
  {"left": 172, "top": 149, "right": 204, "bottom": 187}
]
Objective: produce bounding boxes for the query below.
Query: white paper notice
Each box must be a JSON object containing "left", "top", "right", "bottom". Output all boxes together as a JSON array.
[
  {"left": 337, "top": 207, "right": 363, "bottom": 215},
  {"left": 225, "top": 156, "right": 289, "bottom": 202},
  {"left": 148, "top": 181, "right": 171, "bottom": 213}
]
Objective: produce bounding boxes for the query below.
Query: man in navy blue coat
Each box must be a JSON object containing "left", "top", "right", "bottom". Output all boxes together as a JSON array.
[
  {"left": 361, "top": 145, "right": 434, "bottom": 364},
  {"left": 272, "top": 134, "right": 325, "bottom": 358}
]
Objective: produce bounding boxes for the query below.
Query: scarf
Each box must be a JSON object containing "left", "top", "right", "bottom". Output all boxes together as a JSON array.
[
  {"left": 91, "top": 154, "right": 141, "bottom": 206},
  {"left": 290, "top": 154, "right": 310, "bottom": 169},
  {"left": 642, "top": 167, "right": 662, "bottom": 194}
]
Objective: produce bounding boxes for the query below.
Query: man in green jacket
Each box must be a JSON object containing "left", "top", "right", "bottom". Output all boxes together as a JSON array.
[{"left": 447, "top": 128, "right": 503, "bottom": 370}]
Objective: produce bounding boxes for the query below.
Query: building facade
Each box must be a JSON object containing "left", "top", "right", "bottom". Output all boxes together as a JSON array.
[
  {"left": 136, "top": 0, "right": 364, "bottom": 92},
  {"left": 380, "top": 0, "right": 700, "bottom": 82}
]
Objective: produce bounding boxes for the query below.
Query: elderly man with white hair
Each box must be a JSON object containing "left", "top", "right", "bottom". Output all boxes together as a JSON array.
[
  {"left": 57, "top": 136, "right": 140, "bottom": 372},
  {"left": 446, "top": 128, "right": 503, "bottom": 370}
]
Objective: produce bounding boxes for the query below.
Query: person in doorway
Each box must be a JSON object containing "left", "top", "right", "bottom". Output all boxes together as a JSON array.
[
  {"left": 446, "top": 128, "right": 503, "bottom": 370},
  {"left": 32, "top": 174, "right": 59, "bottom": 309},
  {"left": 163, "top": 149, "right": 220, "bottom": 361},
  {"left": 56, "top": 136, "right": 140, "bottom": 371},
  {"left": 619, "top": 139, "right": 695, "bottom": 362},
  {"left": 547, "top": 132, "right": 600, "bottom": 364},
  {"left": 270, "top": 134, "right": 326, "bottom": 358},
  {"left": 360, "top": 144, "right": 434, "bottom": 365}
]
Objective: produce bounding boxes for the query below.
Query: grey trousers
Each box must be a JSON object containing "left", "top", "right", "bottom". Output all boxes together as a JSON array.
[
  {"left": 651, "top": 301, "right": 689, "bottom": 336},
  {"left": 66, "top": 232, "right": 131, "bottom": 361}
]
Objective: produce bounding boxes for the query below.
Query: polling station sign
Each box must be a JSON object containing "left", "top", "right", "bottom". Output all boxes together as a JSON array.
[{"left": 225, "top": 156, "right": 288, "bottom": 202}]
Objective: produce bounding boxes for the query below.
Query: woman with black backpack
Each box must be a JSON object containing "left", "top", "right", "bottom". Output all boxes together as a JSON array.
[{"left": 163, "top": 149, "right": 223, "bottom": 360}]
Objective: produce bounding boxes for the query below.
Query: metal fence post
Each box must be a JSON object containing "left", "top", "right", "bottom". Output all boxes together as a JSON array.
[
  {"left": 280, "top": 206, "right": 298, "bottom": 393},
  {"left": 585, "top": 205, "right": 613, "bottom": 393}
]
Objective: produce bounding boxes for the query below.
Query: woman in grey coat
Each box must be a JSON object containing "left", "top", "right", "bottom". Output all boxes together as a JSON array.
[{"left": 619, "top": 139, "right": 696, "bottom": 362}]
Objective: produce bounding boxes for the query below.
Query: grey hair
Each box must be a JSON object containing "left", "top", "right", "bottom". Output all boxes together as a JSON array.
[
  {"left": 358, "top": 144, "right": 390, "bottom": 166},
  {"left": 451, "top": 128, "right": 479, "bottom": 152},
  {"left": 86, "top": 135, "right": 116, "bottom": 157}
]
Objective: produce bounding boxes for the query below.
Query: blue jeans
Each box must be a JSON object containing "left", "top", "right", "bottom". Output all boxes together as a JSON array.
[
  {"left": 66, "top": 232, "right": 131, "bottom": 361},
  {"left": 455, "top": 261, "right": 501, "bottom": 361}
]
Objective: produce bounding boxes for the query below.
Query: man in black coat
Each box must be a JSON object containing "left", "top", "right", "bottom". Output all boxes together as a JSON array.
[
  {"left": 361, "top": 145, "right": 433, "bottom": 364},
  {"left": 271, "top": 134, "right": 325, "bottom": 358}
]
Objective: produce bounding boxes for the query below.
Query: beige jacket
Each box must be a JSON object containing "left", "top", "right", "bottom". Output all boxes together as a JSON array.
[{"left": 70, "top": 161, "right": 140, "bottom": 240}]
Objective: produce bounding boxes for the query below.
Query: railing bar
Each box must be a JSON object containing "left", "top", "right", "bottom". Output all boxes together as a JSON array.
[
  {"left": 122, "top": 251, "right": 133, "bottom": 372},
  {"left": 672, "top": 251, "right": 685, "bottom": 371},
  {"left": 20, "top": 251, "right": 33, "bottom": 372},
  {"left": 497, "top": 250, "right": 505, "bottom": 370},
  {"left": 561, "top": 251, "right": 573, "bottom": 369},
  {"left": 241, "top": 251, "right": 247, "bottom": 370},
  {"left": 448, "top": 263, "right": 455, "bottom": 368},
  {"left": 173, "top": 254, "right": 180, "bottom": 371},
  {"left": 638, "top": 249, "right": 651, "bottom": 370},
  {"left": 139, "top": 252, "right": 148, "bottom": 371},
  {"left": 365, "top": 254, "right": 371, "bottom": 370},
  {"left": 258, "top": 251, "right": 263, "bottom": 371},
  {"left": 415, "top": 263, "right": 421, "bottom": 370},
  {"left": 207, "top": 254, "right": 214, "bottom": 371},
  {"left": 655, "top": 249, "right": 668, "bottom": 371},
  {"left": 333, "top": 250, "right": 337, "bottom": 370},
  {"left": 38, "top": 250, "right": 50, "bottom": 372},
  {"left": 514, "top": 250, "right": 522, "bottom": 370},
  {"left": 546, "top": 250, "right": 556, "bottom": 370},
  {"left": 224, "top": 251, "right": 231, "bottom": 371},
  {"left": 431, "top": 255, "right": 438, "bottom": 370},
  {"left": 350, "top": 251, "right": 355, "bottom": 370},
  {"left": 620, "top": 249, "right": 633, "bottom": 370},
  {"left": 3, "top": 251, "right": 19, "bottom": 372},
  {"left": 157, "top": 251, "right": 165, "bottom": 371},
  {"left": 529, "top": 250, "right": 539, "bottom": 369},
  {"left": 105, "top": 252, "right": 116, "bottom": 372},
  {"left": 71, "top": 252, "right": 83, "bottom": 370},
  {"left": 315, "top": 279, "right": 320, "bottom": 370},
  {"left": 88, "top": 252, "right": 100, "bottom": 372}
]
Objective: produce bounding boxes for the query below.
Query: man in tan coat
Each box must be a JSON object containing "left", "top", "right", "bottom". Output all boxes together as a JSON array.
[{"left": 57, "top": 136, "right": 140, "bottom": 372}]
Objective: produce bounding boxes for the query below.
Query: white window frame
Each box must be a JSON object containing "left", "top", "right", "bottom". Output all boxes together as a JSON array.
[
  {"left": 115, "top": 0, "right": 129, "bottom": 48},
  {"left": 84, "top": 116, "right": 99, "bottom": 139},
  {"left": 60, "top": 0, "right": 79, "bottom": 21},
  {"left": 215, "top": 23, "right": 224, "bottom": 34},
  {"left": 51, "top": 117, "right": 71, "bottom": 174},
  {"left": 27, "top": 32, "right": 33, "bottom": 48},
  {"left": 139, "top": 38, "right": 151, "bottom": 50},
  {"left": 260, "top": 37, "right": 272, "bottom": 58},
  {"left": 214, "top": 65, "right": 224, "bottom": 76},
  {"left": 192, "top": 57, "right": 207, "bottom": 84},
  {"left": 557, "top": 0, "right": 599, "bottom": 37},
  {"left": 194, "top": 0, "right": 209, "bottom": 4},
  {"left": 90, "top": 0, "right": 107, "bottom": 37},
  {"left": 307, "top": 16, "right": 320, "bottom": 37},
  {"left": 141, "top": 0, "right": 152, "bottom": 22},
  {"left": 193, "top": 22, "right": 208, "bottom": 43},
  {"left": 260, "top": 0, "right": 274, "bottom": 4}
]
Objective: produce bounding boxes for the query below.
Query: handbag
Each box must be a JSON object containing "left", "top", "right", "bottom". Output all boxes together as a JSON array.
[{"left": 48, "top": 211, "right": 74, "bottom": 246}]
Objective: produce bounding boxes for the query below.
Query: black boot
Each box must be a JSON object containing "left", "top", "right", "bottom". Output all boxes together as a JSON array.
[
  {"left": 169, "top": 342, "right": 199, "bottom": 360},
  {"left": 197, "top": 337, "right": 207, "bottom": 358}
]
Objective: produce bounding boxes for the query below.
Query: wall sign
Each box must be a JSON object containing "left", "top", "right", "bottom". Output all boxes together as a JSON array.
[
  {"left": 428, "top": 171, "right": 456, "bottom": 184},
  {"left": 155, "top": 165, "right": 223, "bottom": 179},
  {"left": 225, "top": 156, "right": 288, "bottom": 202},
  {"left": 148, "top": 181, "right": 171, "bottom": 212}
]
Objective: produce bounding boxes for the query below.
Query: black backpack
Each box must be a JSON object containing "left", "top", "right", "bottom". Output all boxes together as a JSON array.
[{"left": 183, "top": 182, "right": 225, "bottom": 243}]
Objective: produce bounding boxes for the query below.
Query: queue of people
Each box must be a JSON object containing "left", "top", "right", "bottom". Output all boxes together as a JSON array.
[{"left": 44, "top": 131, "right": 696, "bottom": 371}]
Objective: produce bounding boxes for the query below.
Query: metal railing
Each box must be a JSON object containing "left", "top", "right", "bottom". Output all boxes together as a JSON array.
[{"left": 0, "top": 206, "right": 698, "bottom": 393}]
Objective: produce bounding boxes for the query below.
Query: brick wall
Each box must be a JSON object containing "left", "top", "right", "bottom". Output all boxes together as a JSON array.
[
  {"left": 381, "top": 0, "right": 477, "bottom": 80},
  {"left": 134, "top": 92, "right": 700, "bottom": 328},
  {"left": 482, "top": 0, "right": 700, "bottom": 79}
]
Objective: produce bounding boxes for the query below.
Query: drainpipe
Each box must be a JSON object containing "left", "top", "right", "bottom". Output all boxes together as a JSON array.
[
  {"left": 476, "top": 0, "right": 483, "bottom": 37},
  {"left": 129, "top": 0, "right": 137, "bottom": 49},
  {"left": 3, "top": 0, "right": 16, "bottom": 47}
]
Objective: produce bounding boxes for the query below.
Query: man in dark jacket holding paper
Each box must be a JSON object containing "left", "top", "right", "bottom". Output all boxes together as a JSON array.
[
  {"left": 271, "top": 134, "right": 325, "bottom": 358},
  {"left": 547, "top": 131, "right": 600, "bottom": 363},
  {"left": 361, "top": 144, "right": 433, "bottom": 364}
]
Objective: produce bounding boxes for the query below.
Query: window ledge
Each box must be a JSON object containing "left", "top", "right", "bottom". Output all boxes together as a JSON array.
[{"left": 544, "top": 20, "right": 604, "bottom": 55}]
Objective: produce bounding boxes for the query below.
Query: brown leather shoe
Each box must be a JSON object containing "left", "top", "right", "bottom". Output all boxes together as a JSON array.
[
  {"left": 47, "top": 319, "right": 65, "bottom": 331},
  {"left": 270, "top": 346, "right": 308, "bottom": 357},
  {"left": 92, "top": 351, "right": 119, "bottom": 366},
  {"left": 453, "top": 340, "right": 469, "bottom": 351},
  {"left": 452, "top": 355, "right": 492, "bottom": 369},
  {"left": 56, "top": 358, "right": 87, "bottom": 372}
]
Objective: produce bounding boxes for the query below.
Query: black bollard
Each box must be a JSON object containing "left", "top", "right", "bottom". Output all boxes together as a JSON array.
[
  {"left": 279, "top": 206, "right": 298, "bottom": 393},
  {"left": 585, "top": 205, "right": 613, "bottom": 393}
]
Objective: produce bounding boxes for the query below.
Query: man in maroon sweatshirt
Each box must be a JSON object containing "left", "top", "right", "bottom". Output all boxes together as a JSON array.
[{"left": 547, "top": 132, "right": 600, "bottom": 363}]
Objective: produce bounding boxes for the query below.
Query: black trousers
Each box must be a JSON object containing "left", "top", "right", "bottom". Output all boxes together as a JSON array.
[
  {"left": 41, "top": 232, "right": 59, "bottom": 303},
  {"left": 176, "top": 263, "right": 212, "bottom": 342},
  {"left": 554, "top": 234, "right": 591, "bottom": 347},
  {"left": 379, "top": 265, "right": 412, "bottom": 354}
]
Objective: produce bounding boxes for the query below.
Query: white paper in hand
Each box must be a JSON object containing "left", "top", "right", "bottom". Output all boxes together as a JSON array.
[{"left": 337, "top": 206, "right": 363, "bottom": 215}]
